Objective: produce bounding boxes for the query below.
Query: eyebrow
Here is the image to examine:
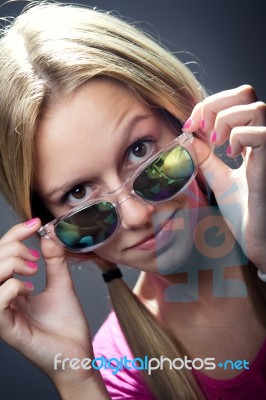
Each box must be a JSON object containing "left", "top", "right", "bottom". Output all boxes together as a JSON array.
[{"left": 44, "top": 112, "right": 151, "bottom": 201}]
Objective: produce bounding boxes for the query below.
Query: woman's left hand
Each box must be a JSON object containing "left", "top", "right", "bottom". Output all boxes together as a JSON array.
[{"left": 183, "top": 85, "right": 266, "bottom": 272}]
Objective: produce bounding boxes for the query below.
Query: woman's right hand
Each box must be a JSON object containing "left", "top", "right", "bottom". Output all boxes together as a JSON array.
[{"left": 0, "top": 218, "right": 110, "bottom": 399}]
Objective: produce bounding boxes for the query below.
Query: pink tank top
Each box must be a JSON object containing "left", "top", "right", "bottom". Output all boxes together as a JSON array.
[{"left": 93, "top": 311, "right": 266, "bottom": 399}]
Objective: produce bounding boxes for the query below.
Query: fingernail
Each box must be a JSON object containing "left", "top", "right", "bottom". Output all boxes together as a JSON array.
[
  {"left": 26, "top": 261, "right": 38, "bottom": 269},
  {"left": 226, "top": 145, "right": 232, "bottom": 156},
  {"left": 24, "top": 281, "right": 34, "bottom": 289},
  {"left": 25, "top": 218, "right": 38, "bottom": 227},
  {"left": 200, "top": 118, "right": 205, "bottom": 130},
  {"left": 183, "top": 118, "right": 192, "bottom": 129},
  {"left": 210, "top": 132, "right": 217, "bottom": 143},
  {"left": 29, "top": 248, "right": 40, "bottom": 258}
]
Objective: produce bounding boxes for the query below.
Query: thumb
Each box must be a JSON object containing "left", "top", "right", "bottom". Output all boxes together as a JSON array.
[
  {"left": 192, "top": 137, "right": 247, "bottom": 246},
  {"left": 192, "top": 137, "right": 242, "bottom": 204},
  {"left": 41, "top": 236, "right": 73, "bottom": 291}
]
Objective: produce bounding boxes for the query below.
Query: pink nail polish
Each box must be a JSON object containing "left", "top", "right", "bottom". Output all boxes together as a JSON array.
[
  {"left": 26, "top": 261, "right": 38, "bottom": 269},
  {"left": 24, "top": 281, "right": 34, "bottom": 289},
  {"left": 25, "top": 218, "right": 39, "bottom": 227},
  {"left": 29, "top": 248, "right": 40, "bottom": 258},
  {"left": 200, "top": 119, "right": 205, "bottom": 130},
  {"left": 183, "top": 118, "right": 192, "bottom": 129},
  {"left": 226, "top": 145, "right": 232, "bottom": 155},
  {"left": 210, "top": 132, "right": 217, "bottom": 143}
]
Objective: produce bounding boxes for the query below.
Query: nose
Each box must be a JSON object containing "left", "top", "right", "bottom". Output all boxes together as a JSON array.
[{"left": 118, "top": 195, "right": 155, "bottom": 230}]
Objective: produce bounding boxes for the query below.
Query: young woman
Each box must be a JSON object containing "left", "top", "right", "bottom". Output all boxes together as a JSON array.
[{"left": 0, "top": 3, "right": 265, "bottom": 399}]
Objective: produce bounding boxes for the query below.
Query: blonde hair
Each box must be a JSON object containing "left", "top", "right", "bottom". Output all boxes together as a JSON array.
[
  {"left": 0, "top": 2, "right": 203, "bottom": 221},
  {"left": 1, "top": 3, "right": 264, "bottom": 399}
]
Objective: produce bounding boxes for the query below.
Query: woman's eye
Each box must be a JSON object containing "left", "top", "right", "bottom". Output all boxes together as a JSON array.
[
  {"left": 66, "top": 185, "right": 93, "bottom": 205},
  {"left": 127, "top": 141, "right": 154, "bottom": 164}
]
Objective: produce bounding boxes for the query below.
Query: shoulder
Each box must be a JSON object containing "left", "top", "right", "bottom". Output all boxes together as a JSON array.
[{"left": 93, "top": 311, "right": 155, "bottom": 400}]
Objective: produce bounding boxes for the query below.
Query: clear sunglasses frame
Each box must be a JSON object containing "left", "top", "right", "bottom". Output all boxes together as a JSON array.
[{"left": 38, "top": 131, "right": 198, "bottom": 253}]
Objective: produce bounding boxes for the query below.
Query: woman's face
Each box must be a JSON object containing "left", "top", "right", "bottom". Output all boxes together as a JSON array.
[{"left": 35, "top": 79, "right": 208, "bottom": 273}]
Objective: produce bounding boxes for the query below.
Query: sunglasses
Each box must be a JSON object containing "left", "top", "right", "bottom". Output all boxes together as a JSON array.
[{"left": 38, "top": 132, "right": 197, "bottom": 252}]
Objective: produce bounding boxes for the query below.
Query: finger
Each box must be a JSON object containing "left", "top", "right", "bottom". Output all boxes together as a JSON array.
[
  {"left": 228, "top": 126, "right": 266, "bottom": 158},
  {"left": 213, "top": 102, "right": 266, "bottom": 146},
  {"left": 41, "top": 237, "right": 74, "bottom": 291},
  {"left": 0, "top": 240, "right": 40, "bottom": 262},
  {"left": 183, "top": 85, "right": 258, "bottom": 134},
  {"left": 0, "top": 218, "right": 41, "bottom": 245},
  {"left": 0, "top": 256, "right": 38, "bottom": 283},
  {"left": 0, "top": 278, "right": 33, "bottom": 311}
]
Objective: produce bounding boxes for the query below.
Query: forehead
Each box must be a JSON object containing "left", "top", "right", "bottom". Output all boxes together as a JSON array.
[
  {"left": 34, "top": 79, "right": 152, "bottom": 196},
  {"left": 39, "top": 79, "right": 146, "bottom": 138}
]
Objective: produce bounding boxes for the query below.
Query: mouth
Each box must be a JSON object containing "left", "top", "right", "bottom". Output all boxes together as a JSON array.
[{"left": 126, "top": 210, "right": 184, "bottom": 252}]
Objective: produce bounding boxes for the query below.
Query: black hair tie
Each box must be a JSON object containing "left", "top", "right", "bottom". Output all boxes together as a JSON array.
[{"left": 102, "top": 268, "right": 123, "bottom": 283}]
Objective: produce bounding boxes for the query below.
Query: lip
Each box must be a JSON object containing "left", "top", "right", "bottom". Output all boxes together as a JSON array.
[{"left": 125, "top": 210, "right": 180, "bottom": 252}]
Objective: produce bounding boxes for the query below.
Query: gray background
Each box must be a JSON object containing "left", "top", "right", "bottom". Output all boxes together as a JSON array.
[{"left": 0, "top": 1, "right": 265, "bottom": 399}]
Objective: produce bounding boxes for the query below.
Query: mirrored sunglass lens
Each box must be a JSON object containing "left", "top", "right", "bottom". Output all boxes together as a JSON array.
[
  {"left": 54, "top": 202, "right": 118, "bottom": 250},
  {"left": 133, "top": 145, "right": 194, "bottom": 201}
]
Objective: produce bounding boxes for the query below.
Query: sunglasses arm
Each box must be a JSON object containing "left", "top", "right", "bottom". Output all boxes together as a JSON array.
[{"left": 38, "top": 225, "right": 53, "bottom": 239}]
